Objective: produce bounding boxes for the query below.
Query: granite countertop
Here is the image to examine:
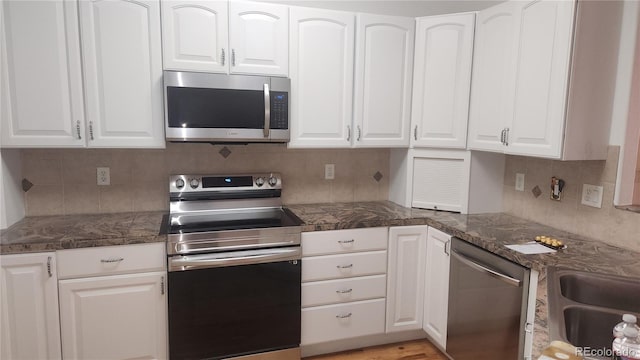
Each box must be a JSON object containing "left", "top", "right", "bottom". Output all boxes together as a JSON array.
[{"left": 2, "top": 201, "right": 639, "bottom": 357}]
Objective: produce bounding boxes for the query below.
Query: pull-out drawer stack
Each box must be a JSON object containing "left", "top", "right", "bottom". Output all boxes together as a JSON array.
[{"left": 301, "top": 227, "right": 388, "bottom": 345}]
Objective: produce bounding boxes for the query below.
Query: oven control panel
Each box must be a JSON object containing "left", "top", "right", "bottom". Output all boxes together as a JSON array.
[{"left": 170, "top": 173, "right": 281, "bottom": 193}]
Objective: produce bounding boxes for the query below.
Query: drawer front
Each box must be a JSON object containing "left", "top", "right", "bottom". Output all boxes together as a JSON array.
[
  {"left": 302, "top": 227, "right": 388, "bottom": 256},
  {"left": 302, "top": 275, "right": 387, "bottom": 307},
  {"left": 301, "top": 298, "right": 386, "bottom": 345},
  {"left": 57, "top": 243, "right": 165, "bottom": 279},
  {"left": 302, "top": 251, "right": 387, "bottom": 282}
]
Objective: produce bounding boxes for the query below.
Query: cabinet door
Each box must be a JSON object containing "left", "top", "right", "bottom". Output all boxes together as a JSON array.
[
  {"left": 0, "top": 0, "right": 85, "bottom": 148},
  {"left": 467, "top": 1, "right": 519, "bottom": 153},
  {"left": 161, "top": 0, "right": 228, "bottom": 73},
  {"left": 1, "top": 253, "right": 61, "bottom": 360},
  {"left": 289, "top": 7, "right": 354, "bottom": 148},
  {"left": 508, "top": 0, "right": 574, "bottom": 158},
  {"left": 353, "top": 14, "right": 414, "bottom": 148},
  {"left": 386, "top": 226, "right": 427, "bottom": 333},
  {"left": 79, "top": 0, "right": 165, "bottom": 148},
  {"left": 423, "top": 227, "right": 451, "bottom": 350},
  {"left": 59, "top": 272, "right": 167, "bottom": 360},
  {"left": 411, "top": 14, "right": 475, "bottom": 149},
  {"left": 229, "top": 1, "right": 288, "bottom": 76}
]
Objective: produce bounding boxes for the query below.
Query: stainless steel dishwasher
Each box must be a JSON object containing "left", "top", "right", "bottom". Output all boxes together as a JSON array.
[{"left": 447, "top": 238, "right": 531, "bottom": 360}]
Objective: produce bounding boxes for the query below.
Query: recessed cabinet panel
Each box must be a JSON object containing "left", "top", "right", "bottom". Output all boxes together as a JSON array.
[
  {"left": 289, "top": 7, "right": 354, "bottom": 148},
  {"left": 354, "top": 14, "right": 413, "bottom": 147},
  {"left": 423, "top": 227, "right": 451, "bottom": 350},
  {"left": 467, "top": 2, "right": 519, "bottom": 153},
  {"left": 411, "top": 14, "right": 474, "bottom": 148},
  {"left": 412, "top": 151, "right": 469, "bottom": 213},
  {"left": 161, "top": 0, "right": 228, "bottom": 73},
  {"left": 229, "top": 1, "right": 288, "bottom": 76},
  {"left": 0, "top": 0, "right": 84, "bottom": 147},
  {"left": 79, "top": 0, "right": 165, "bottom": 148}
]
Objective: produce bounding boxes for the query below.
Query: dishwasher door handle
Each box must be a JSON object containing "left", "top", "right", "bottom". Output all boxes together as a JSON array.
[{"left": 451, "top": 249, "right": 521, "bottom": 287}]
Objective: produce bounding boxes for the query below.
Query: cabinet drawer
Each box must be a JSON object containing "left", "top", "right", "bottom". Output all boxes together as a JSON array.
[
  {"left": 302, "top": 275, "right": 386, "bottom": 307},
  {"left": 302, "top": 251, "right": 387, "bottom": 282},
  {"left": 302, "top": 227, "right": 388, "bottom": 256},
  {"left": 56, "top": 243, "right": 165, "bottom": 279},
  {"left": 301, "top": 298, "right": 386, "bottom": 345}
]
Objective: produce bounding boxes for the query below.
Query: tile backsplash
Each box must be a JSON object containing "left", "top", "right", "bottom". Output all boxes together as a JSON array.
[
  {"left": 21, "top": 143, "right": 390, "bottom": 216},
  {"left": 503, "top": 146, "right": 640, "bottom": 252}
]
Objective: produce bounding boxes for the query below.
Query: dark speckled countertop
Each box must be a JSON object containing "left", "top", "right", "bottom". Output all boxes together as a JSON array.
[{"left": 2, "top": 201, "right": 639, "bottom": 357}]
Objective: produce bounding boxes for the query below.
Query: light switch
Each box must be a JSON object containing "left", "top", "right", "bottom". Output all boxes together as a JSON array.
[
  {"left": 581, "top": 184, "right": 603, "bottom": 208},
  {"left": 515, "top": 173, "right": 525, "bottom": 192}
]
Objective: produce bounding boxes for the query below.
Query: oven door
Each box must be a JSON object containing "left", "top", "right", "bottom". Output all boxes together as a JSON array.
[{"left": 168, "top": 247, "right": 301, "bottom": 360}]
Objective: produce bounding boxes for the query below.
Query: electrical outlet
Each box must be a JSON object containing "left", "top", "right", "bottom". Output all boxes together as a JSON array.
[
  {"left": 581, "top": 184, "right": 603, "bottom": 208},
  {"left": 324, "top": 164, "right": 335, "bottom": 180},
  {"left": 515, "top": 173, "right": 525, "bottom": 191},
  {"left": 97, "top": 167, "right": 110, "bottom": 186}
]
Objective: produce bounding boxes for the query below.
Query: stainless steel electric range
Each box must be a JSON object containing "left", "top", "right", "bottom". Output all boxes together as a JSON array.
[{"left": 165, "top": 173, "right": 302, "bottom": 360}]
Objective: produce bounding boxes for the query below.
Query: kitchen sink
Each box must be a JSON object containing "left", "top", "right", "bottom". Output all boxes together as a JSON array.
[{"left": 547, "top": 267, "right": 640, "bottom": 360}]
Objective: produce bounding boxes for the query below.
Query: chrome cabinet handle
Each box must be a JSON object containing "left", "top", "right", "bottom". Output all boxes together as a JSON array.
[
  {"left": 89, "top": 121, "right": 94, "bottom": 140},
  {"left": 357, "top": 125, "right": 361, "bottom": 141},
  {"left": 504, "top": 127, "right": 510, "bottom": 146},
  {"left": 161, "top": 276, "right": 165, "bottom": 295},
  {"left": 336, "top": 313, "right": 352, "bottom": 319},
  {"left": 336, "top": 264, "right": 353, "bottom": 269},
  {"left": 47, "top": 256, "right": 53, "bottom": 277},
  {"left": 231, "top": 49, "right": 236, "bottom": 66},
  {"left": 338, "top": 239, "right": 354, "bottom": 244},
  {"left": 414, "top": 125, "right": 418, "bottom": 141},
  {"left": 221, "top": 48, "right": 225, "bottom": 66},
  {"left": 100, "top": 257, "right": 124, "bottom": 263},
  {"left": 444, "top": 240, "right": 451, "bottom": 256},
  {"left": 336, "top": 288, "right": 353, "bottom": 294},
  {"left": 347, "top": 125, "right": 351, "bottom": 141},
  {"left": 76, "top": 120, "right": 82, "bottom": 140},
  {"left": 263, "top": 83, "right": 270, "bottom": 138},
  {"left": 500, "top": 129, "right": 506, "bottom": 145}
]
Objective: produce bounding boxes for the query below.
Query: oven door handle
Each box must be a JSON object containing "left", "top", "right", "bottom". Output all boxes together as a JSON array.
[{"left": 169, "top": 247, "right": 301, "bottom": 271}]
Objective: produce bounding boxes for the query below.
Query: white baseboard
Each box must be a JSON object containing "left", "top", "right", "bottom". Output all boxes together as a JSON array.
[{"left": 301, "top": 330, "right": 427, "bottom": 358}]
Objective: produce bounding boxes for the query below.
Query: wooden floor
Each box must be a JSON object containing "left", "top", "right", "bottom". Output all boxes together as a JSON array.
[{"left": 304, "top": 340, "right": 449, "bottom": 360}]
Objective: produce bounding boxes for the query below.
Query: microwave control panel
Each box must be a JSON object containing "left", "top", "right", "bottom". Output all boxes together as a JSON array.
[{"left": 270, "top": 92, "right": 288, "bottom": 129}]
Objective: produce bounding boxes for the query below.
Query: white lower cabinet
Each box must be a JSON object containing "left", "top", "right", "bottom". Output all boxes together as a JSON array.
[
  {"left": 422, "top": 227, "right": 451, "bottom": 350},
  {"left": 0, "top": 252, "right": 62, "bottom": 360},
  {"left": 386, "top": 226, "right": 427, "bottom": 333}
]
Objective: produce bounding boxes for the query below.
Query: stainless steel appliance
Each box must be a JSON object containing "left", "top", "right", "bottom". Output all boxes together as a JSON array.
[
  {"left": 447, "top": 238, "right": 531, "bottom": 360},
  {"left": 164, "top": 71, "right": 290, "bottom": 143},
  {"left": 166, "top": 173, "right": 303, "bottom": 360}
]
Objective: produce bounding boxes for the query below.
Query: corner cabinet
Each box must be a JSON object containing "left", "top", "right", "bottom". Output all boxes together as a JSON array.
[
  {"left": 289, "top": 7, "right": 355, "bottom": 148},
  {"left": 386, "top": 226, "right": 427, "bottom": 333},
  {"left": 0, "top": 252, "right": 62, "bottom": 360},
  {"left": 422, "top": 227, "right": 451, "bottom": 350},
  {"left": 352, "top": 14, "right": 414, "bottom": 148},
  {"left": 410, "top": 13, "right": 475, "bottom": 149}
]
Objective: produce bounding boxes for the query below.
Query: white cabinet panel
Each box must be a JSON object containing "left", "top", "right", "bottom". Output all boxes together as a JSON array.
[
  {"left": 289, "top": 7, "right": 354, "bottom": 148},
  {"left": 386, "top": 226, "right": 427, "bottom": 333},
  {"left": 59, "top": 271, "right": 167, "bottom": 360},
  {"left": 467, "top": 1, "right": 519, "bottom": 153},
  {"left": 229, "top": 1, "right": 288, "bottom": 76},
  {"left": 0, "top": 0, "right": 84, "bottom": 147},
  {"left": 411, "top": 13, "right": 474, "bottom": 149},
  {"left": 423, "top": 227, "right": 451, "bottom": 350},
  {"left": 302, "top": 251, "right": 387, "bottom": 282},
  {"left": 79, "top": 0, "right": 165, "bottom": 148},
  {"left": 161, "top": 0, "right": 228, "bottom": 73},
  {"left": 301, "top": 274, "right": 387, "bottom": 307},
  {"left": 509, "top": 0, "right": 574, "bottom": 158},
  {"left": 1, "top": 253, "right": 61, "bottom": 360},
  {"left": 301, "top": 227, "right": 388, "bottom": 256},
  {"left": 353, "top": 14, "right": 414, "bottom": 148}
]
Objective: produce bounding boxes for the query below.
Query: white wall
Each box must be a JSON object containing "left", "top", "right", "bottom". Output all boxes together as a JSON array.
[{"left": 0, "top": 149, "right": 25, "bottom": 229}]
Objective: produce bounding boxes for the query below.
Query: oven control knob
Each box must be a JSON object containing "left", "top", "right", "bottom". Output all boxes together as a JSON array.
[
  {"left": 255, "top": 177, "right": 265, "bottom": 187},
  {"left": 268, "top": 176, "right": 278, "bottom": 187},
  {"left": 175, "top": 178, "right": 185, "bottom": 189},
  {"left": 189, "top": 178, "right": 200, "bottom": 189}
]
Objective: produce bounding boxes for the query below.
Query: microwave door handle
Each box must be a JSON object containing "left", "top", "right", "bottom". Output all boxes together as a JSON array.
[{"left": 263, "top": 83, "right": 270, "bottom": 138}]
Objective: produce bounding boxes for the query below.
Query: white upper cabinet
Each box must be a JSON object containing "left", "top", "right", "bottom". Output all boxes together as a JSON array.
[
  {"left": 467, "top": 1, "right": 519, "bottom": 153},
  {"left": 79, "top": 0, "right": 165, "bottom": 148},
  {"left": 161, "top": 0, "right": 229, "bottom": 73},
  {"left": 289, "top": 7, "right": 354, "bottom": 148},
  {"left": 0, "top": 0, "right": 85, "bottom": 147},
  {"left": 229, "top": 1, "right": 288, "bottom": 76},
  {"left": 353, "top": 14, "right": 414, "bottom": 148},
  {"left": 411, "top": 13, "right": 475, "bottom": 149}
]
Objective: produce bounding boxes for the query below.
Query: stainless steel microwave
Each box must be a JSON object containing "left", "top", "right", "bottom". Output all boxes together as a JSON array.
[{"left": 164, "top": 71, "right": 290, "bottom": 143}]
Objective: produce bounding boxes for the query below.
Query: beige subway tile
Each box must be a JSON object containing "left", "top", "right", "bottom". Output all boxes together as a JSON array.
[
  {"left": 63, "top": 184, "right": 99, "bottom": 215},
  {"left": 99, "top": 185, "right": 134, "bottom": 213},
  {"left": 23, "top": 154, "right": 63, "bottom": 185},
  {"left": 131, "top": 151, "right": 166, "bottom": 182},
  {"left": 133, "top": 182, "right": 168, "bottom": 212},
  {"left": 25, "top": 185, "right": 63, "bottom": 216}
]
